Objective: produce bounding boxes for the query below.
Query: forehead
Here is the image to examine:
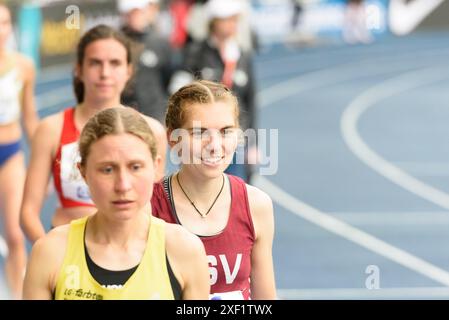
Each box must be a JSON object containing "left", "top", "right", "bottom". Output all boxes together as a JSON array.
[
  {"left": 87, "top": 133, "right": 150, "bottom": 162},
  {"left": 83, "top": 38, "right": 128, "bottom": 61},
  {"left": 183, "top": 101, "right": 237, "bottom": 128},
  {"left": 0, "top": 6, "right": 11, "bottom": 21},
  {"left": 214, "top": 15, "right": 239, "bottom": 23}
]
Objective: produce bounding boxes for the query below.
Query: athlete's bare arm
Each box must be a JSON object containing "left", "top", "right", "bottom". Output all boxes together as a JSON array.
[
  {"left": 18, "top": 53, "right": 39, "bottom": 141},
  {"left": 165, "top": 223, "right": 210, "bottom": 299},
  {"left": 20, "top": 114, "right": 62, "bottom": 243},
  {"left": 247, "top": 184, "right": 277, "bottom": 299},
  {"left": 23, "top": 226, "right": 68, "bottom": 299}
]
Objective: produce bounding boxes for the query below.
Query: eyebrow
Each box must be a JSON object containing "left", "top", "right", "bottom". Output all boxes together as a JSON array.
[
  {"left": 187, "top": 126, "right": 236, "bottom": 131},
  {"left": 86, "top": 57, "right": 102, "bottom": 63},
  {"left": 86, "top": 57, "right": 123, "bottom": 63},
  {"left": 94, "top": 159, "right": 146, "bottom": 166}
]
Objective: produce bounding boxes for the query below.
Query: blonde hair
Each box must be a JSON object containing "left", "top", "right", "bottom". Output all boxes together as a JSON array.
[
  {"left": 165, "top": 80, "right": 239, "bottom": 130},
  {"left": 79, "top": 107, "right": 157, "bottom": 168}
]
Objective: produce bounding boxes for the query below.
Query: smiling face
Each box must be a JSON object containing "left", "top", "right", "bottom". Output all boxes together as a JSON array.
[
  {"left": 81, "top": 133, "right": 155, "bottom": 220},
  {"left": 166, "top": 80, "right": 241, "bottom": 179},
  {"left": 76, "top": 38, "right": 132, "bottom": 104},
  {"left": 176, "top": 101, "right": 239, "bottom": 179}
]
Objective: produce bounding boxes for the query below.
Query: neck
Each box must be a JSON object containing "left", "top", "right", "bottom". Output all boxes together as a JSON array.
[
  {"left": 77, "top": 101, "right": 123, "bottom": 123},
  {"left": 0, "top": 48, "right": 9, "bottom": 63},
  {"left": 88, "top": 209, "right": 150, "bottom": 247},
  {"left": 177, "top": 168, "right": 224, "bottom": 202},
  {"left": 82, "top": 95, "right": 122, "bottom": 113},
  {"left": 212, "top": 38, "right": 225, "bottom": 51}
]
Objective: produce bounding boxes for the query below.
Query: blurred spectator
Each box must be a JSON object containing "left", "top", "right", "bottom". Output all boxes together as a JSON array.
[
  {"left": 291, "top": 0, "right": 304, "bottom": 32},
  {"left": 119, "top": 0, "right": 174, "bottom": 122},
  {"left": 170, "top": 0, "right": 257, "bottom": 182},
  {"left": 342, "top": 0, "right": 373, "bottom": 44},
  {"left": 186, "top": 0, "right": 257, "bottom": 53},
  {"left": 168, "top": 0, "right": 196, "bottom": 49}
]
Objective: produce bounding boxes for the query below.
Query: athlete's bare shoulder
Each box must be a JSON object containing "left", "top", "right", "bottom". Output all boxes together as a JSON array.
[
  {"left": 246, "top": 183, "right": 274, "bottom": 239},
  {"left": 39, "top": 112, "right": 64, "bottom": 131},
  {"left": 165, "top": 221, "right": 204, "bottom": 253},
  {"left": 13, "top": 52, "right": 34, "bottom": 75},
  {"left": 33, "top": 111, "right": 64, "bottom": 152},
  {"left": 27, "top": 224, "right": 70, "bottom": 293},
  {"left": 246, "top": 184, "right": 273, "bottom": 213}
]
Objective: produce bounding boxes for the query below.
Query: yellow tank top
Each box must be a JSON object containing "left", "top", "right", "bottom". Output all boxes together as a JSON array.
[{"left": 54, "top": 216, "right": 176, "bottom": 300}]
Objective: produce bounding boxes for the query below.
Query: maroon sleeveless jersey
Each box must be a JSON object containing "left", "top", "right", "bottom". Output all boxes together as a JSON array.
[{"left": 151, "top": 174, "right": 255, "bottom": 300}]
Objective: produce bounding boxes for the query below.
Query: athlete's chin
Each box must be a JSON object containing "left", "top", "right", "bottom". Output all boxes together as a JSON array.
[
  {"left": 199, "top": 164, "right": 229, "bottom": 179},
  {"left": 110, "top": 213, "right": 136, "bottom": 223},
  {"left": 107, "top": 207, "right": 139, "bottom": 220}
]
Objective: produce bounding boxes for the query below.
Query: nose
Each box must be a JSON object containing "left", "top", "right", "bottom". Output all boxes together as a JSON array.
[
  {"left": 204, "top": 131, "right": 223, "bottom": 154},
  {"left": 114, "top": 170, "right": 132, "bottom": 193},
  {"left": 100, "top": 63, "right": 111, "bottom": 78}
]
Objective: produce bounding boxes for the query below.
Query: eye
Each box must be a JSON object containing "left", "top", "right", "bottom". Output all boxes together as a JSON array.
[
  {"left": 131, "top": 163, "right": 142, "bottom": 171},
  {"left": 223, "top": 128, "right": 236, "bottom": 137},
  {"left": 191, "top": 129, "right": 203, "bottom": 138},
  {"left": 89, "top": 60, "right": 101, "bottom": 66},
  {"left": 100, "top": 166, "right": 113, "bottom": 174},
  {"left": 110, "top": 60, "right": 122, "bottom": 67}
]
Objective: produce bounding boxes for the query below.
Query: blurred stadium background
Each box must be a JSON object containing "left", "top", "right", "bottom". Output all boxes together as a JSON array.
[{"left": 2, "top": 0, "right": 449, "bottom": 299}]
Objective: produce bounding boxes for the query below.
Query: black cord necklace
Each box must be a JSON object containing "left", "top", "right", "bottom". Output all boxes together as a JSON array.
[{"left": 176, "top": 173, "right": 225, "bottom": 219}]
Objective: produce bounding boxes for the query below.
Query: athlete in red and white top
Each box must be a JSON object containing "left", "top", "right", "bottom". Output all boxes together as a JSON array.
[
  {"left": 151, "top": 80, "right": 276, "bottom": 300},
  {"left": 20, "top": 25, "right": 167, "bottom": 244}
]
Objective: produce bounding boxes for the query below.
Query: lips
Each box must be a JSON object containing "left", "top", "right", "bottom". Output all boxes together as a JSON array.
[
  {"left": 201, "top": 156, "right": 224, "bottom": 166},
  {"left": 96, "top": 83, "right": 113, "bottom": 89},
  {"left": 111, "top": 200, "right": 134, "bottom": 209}
]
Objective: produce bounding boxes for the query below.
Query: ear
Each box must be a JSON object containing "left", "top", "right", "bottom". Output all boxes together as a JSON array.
[
  {"left": 127, "top": 63, "right": 133, "bottom": 82},
  {"left": 153, "top": 154, "right": 163, "bottom": 181},
  {"left": 167, "top": 129, "right": 178, "bottom": 148},
  {"left": 77, "top": 162, "right": 86, "bottom": 180},
  {"left": 75, "top": 64, "right": 81, "bottom": 79}
]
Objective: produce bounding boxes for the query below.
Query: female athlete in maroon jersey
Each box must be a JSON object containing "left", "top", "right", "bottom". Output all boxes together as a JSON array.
[{"left": 152, "top": 80, "right": 276, "bottom": 299}]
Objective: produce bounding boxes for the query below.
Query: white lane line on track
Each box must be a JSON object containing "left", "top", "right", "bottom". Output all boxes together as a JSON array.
[
  {"left": 341, "top": 66, "right": 449, "bottom": 210},
  {"left": 258, "top": 47, "right": 449, "bottom": 107},
  {"left": 254, "top": 61, "right": 449, "bottom": 286},
  {"left": 393, "top": 161, "right": 449, "bottom": 177},
  {"left": 328, "top": 211, "right": 449, "bottom": 226},
  {"left": 277, "top": 286, "right": 449, "bottom": 299},
  {"left": 254, "top": 175, "right": 449, "bottom": 286},
  {"left": 258, "top": 45, "right": 449, "bottom": 80}
]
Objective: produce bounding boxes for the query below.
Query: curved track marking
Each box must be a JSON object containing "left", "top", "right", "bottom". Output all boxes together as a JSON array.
[
  {"left": 254, "top": 175, "right": 449, "bottom": 286},
  {"left": 341, "top": 66, "right": 449, "bottom": 209}
]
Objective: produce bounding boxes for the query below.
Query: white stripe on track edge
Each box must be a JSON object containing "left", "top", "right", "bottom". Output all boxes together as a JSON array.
[
  {"left": 277, "top": 286, "right": 449, "bottom": 299},
  {"left": 254, "top": 175, "right": 449, "bottom": 286}
]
